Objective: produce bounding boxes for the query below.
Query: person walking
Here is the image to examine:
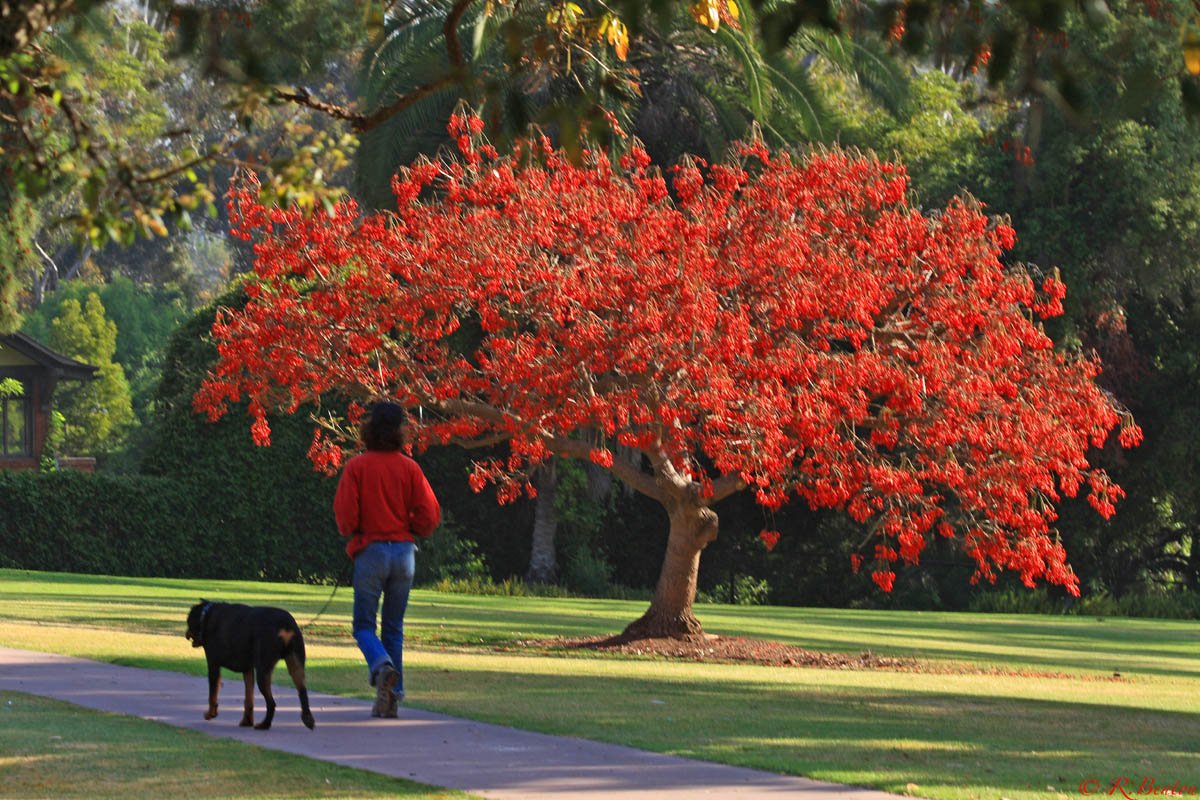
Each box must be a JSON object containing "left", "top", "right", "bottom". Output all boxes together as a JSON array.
[{"left": 334, "top": 401, "right": 441, "bottom": 718}]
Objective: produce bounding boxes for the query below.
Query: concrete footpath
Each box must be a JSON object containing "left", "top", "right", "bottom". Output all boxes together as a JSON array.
[{"left": 0, "top": 646, "right": 899, "bottom": 799}]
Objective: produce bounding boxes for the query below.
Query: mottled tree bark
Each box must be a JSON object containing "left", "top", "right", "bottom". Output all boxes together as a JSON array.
[
  {"left": 622, "top": 498, "right": 718, "bottom": 640},
  {"left": 525, "top": 458, "right": 558, "bottom": 584}
]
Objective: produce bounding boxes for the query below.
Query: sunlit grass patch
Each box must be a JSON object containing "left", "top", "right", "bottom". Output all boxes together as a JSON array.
[
  {"left": 0, "top": 691, "right": 476, "bottom": 800},
  {"left": 1, "top": 568, "right": 1198, "bottom": 800}
]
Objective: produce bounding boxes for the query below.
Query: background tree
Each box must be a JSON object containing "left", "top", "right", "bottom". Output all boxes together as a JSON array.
[
  {"left": 22, "top": 276, "right": 189, "bottom": 427},
  {"left": 2, "top": 5, "right": 220, "bottom": 251},
  {"left": 355, "top": 0, "right": 907, "bottom": 200},
  {"left": 48, "top": 292, "right": 134, "bottom": 454},
  {"left": 197, "top": 119, "right": 1138, "bottom": 637},
  {"left": 139, "top": 284, "right": 343, "bottom": 580},
  {"left": 993, "top": 2, "right": 1200, "bottom": 596},
  {"left": 2, "top": 0, "right": 363, "bottom": 331}
]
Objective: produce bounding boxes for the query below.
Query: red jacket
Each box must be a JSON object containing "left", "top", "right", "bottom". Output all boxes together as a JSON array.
[{"left": 334, "top": 450, "right": 441, "bottom": 559}]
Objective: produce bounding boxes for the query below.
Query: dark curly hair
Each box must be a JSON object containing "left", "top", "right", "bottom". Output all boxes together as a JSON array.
[{"left": 361, "top": 402, "right": 406, "bottom": 452}]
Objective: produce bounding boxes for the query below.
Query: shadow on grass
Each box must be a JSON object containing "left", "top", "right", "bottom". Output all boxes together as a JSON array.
[
  {"left": 7, "top": 568, "right": 1200, "bottom": 679},
  {"left": 6, "top": 634, "right": 1197, "bottom": 800},
  {"left": 396, "top": 664, "right": 1200, "bottom": 797}
]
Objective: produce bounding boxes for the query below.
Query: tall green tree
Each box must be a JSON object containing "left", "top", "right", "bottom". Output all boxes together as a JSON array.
[
  {"left": 140, "top": 284, "right": 343, "bottom": 579},
  {"left": 22, "top": 276, "right": 189, "bottom": 421},
  {"left": 988, "top": 1, "right": 1200, "bottom": 595},
  {"left": 48, "top": 293, "right": 134, "bottom": 454}
]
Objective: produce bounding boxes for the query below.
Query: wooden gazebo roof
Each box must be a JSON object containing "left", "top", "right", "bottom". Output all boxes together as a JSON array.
[{"left": 0, "top": 332, "right": 98, "bottom": 381}]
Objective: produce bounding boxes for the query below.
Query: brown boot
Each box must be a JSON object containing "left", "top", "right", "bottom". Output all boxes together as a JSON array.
[{"left": 371, "top": 664, "right": 399, "bottom": 718}]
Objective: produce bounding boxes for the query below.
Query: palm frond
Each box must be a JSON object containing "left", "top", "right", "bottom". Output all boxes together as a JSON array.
[
  {"left": 845, "top": 37, "right": 910, "bottom": 118},
  {"left": 355, "top": 1, "right": 510, "bottom": 207},
  {"left": 694, "top": 80, "right": 755, "bottom": 149},
  {"left": 714, "top": 25, "right": 769, "bottom": 121},
  {"left": 788, "top": 28, "right": 910, "bottom": 119},
  {"left": 362, "top": 5, "right": 463, "bottom": 105},
  {"left": 768, "top": 62, "right": 831, "bottom": 141}
]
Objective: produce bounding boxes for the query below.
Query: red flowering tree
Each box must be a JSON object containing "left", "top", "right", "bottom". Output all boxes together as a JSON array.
[{"left": 196, "top": 114, "right": 1140, "bottom": 638}]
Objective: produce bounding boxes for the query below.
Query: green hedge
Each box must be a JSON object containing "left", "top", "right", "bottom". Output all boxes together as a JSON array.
[
  {"left": 0, "top": 469, "right": 343, "bottom": 581},
  {"left": 0, "top": 471, "right": 200, "bottom": 577}
]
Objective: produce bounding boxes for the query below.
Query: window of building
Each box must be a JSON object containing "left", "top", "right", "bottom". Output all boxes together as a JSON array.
[{"left": 2, "top": 393, "right": 31, "bottom": 457}]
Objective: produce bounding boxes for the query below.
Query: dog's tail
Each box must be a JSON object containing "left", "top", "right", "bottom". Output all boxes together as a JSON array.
[
  {"left": 278, "top": 620, "right": 305, "bottom": 660},
  {"left": 290, "top": 626, "right": 306, "bottom": 664}
]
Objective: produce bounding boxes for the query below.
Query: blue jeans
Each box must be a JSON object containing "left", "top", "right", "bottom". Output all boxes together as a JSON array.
[{"left": 352, "top": 541, "right": 415, "bottom": 700}]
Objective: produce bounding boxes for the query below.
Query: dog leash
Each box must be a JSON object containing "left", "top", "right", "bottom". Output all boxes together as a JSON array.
[{"left": 305, "top": 562, "right": 353, "bottom": 628}]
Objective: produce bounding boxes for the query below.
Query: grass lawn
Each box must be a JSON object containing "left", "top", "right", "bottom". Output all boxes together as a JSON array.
[
  {"left": 0, "top": 568, "right": 1197, "bottom": 800},
  {"left": 0, "top": 691, "right": 477, "bottom": 799}
]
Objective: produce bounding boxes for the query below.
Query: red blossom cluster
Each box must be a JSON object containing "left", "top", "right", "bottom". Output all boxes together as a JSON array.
[
  {"left": 196, "top": 112, "right": 1140, "bottom": 594},
  {"left": 1001, "top": 139, "right": 1035, "bottom": 167},
  {"left": 970, "top": 44, "right": 992, "bottom": 75}
]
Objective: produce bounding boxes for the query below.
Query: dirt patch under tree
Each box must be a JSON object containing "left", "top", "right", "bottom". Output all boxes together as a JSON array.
[{"left": 515, "top": 634, "right": 1125, "bottom": 680}]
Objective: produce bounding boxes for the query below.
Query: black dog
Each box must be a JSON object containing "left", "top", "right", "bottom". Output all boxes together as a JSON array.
[{"left": 185, "top": 600, "right": 315, "bottom": 731}]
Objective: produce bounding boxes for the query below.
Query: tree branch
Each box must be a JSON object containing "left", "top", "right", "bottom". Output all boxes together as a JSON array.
[
  {"left": 450, "top": 431, "right": 511, "bottom": 449},
  {"left": 434, "top": 397, "right": 510, "bottom": 425},
  {"left": 709, "top": 473, "right": 747, "bottom": 504},
  {"left": 274, "top": 75, "right": 460, "bottom": 134},
  {"left": 444, "top": 0, "right": 474, "bottom": 70},
  {"left": 272, "top": 86, "right": 365, "bottom": 126},
  {"left": 273, "top": 0, "right": 474, "bottom": 132},
  {"left": 431, "top": 396, "right": 665, "bottom": 500},
  {"left": 133, "top": 149, "right": 223, "bottom": 185},
  {"left": 550, "top": 434, "right": 664, "bottom": 501},
  {"left": 352, "top": 75, "right": 460, "bottom": 133}
]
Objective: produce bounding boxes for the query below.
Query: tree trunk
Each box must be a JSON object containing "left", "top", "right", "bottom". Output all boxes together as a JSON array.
[
  {"left": 622, "top": 503, "right": 718, "bottom": 640},
  {"left": 583, "top": 459, "right": 612, "bottom": 502},
  {"left": 525, "top": 458, "right": 558, "bottom": 584}
]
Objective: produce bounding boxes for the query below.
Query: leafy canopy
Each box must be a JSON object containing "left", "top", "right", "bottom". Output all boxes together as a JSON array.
[{"left": 198, "top": 113, "right": 1139, "bottom": 595}]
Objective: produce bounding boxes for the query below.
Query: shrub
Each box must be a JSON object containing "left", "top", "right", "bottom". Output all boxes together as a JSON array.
[
  {"left": 1076, "top": 589, "right": 1200, "bottom": 620},
  {"left": 561, "top": 546, "right": 614, "bottom": 597},
  {"left": 968, "top": 587, "right": 1063, "bottom": 615},
  {"left": 968, "top": 585, "right": 1200, "bottom": 620},
  {"left": 0, "top": 467, "right": 346, "bottom": 581},
  {"left": 434, "top": 576, "right": 532, "bottom": 597},
  {"left": 414, "top": 512, "right": 489, "bottom": 586},
  {"left": 698, "top": 575, "right": 771, "bottom": 606}
]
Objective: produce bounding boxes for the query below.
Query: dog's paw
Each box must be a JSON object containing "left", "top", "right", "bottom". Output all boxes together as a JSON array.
[
  {"left": 254, "top": 720, "right": 272, "bottom": 730},
  {"left": 239, "top": 716, "right": 254, "bottom": 727},
  {"left": 204, "top": 709, "right": 218, "bottom": 721},
  {"left": 301, "top": 712, "right": 315, "bottom": 730}
]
